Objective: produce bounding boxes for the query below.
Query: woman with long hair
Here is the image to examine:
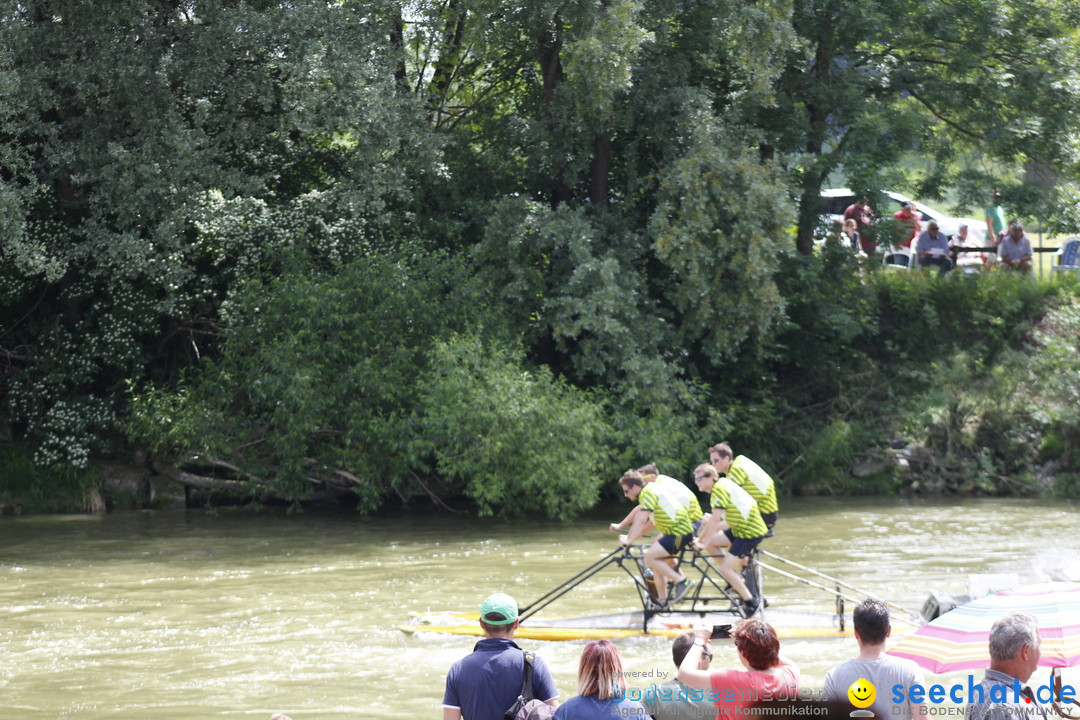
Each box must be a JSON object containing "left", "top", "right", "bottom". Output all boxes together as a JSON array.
[
  {"left": 553, "top": 639, "right": 648, "bottom": 719},
  {"left": 678, "top": 619, "right": 799, "bottom": 719}
]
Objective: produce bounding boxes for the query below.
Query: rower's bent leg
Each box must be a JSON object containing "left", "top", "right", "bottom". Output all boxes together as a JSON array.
[
  {"left": 645, "top": 541, "right": 683, "bottom": 602},
  {"left": 703, "top": 528, "right": 731, "bottom": 558},
  {"left": 718, "top": 552, "right": 753, "bottom": 602}
]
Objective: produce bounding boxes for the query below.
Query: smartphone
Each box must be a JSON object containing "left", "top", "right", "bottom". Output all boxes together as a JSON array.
[{"left": 710, "top": 624, "right": 731, "bottom": 639}]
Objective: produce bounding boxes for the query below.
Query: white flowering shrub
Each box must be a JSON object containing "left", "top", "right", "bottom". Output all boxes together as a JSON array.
[{"left": 8, "top": 377, "right": 112, "bottom": 471}]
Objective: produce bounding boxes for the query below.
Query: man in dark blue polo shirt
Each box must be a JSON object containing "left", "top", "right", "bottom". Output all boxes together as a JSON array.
[{"left": 442, "top": 593, "right": 559, "bottom": 720}]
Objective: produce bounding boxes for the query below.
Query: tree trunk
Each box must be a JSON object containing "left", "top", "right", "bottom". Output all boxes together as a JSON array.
[
  {"left": 590, "top": 133, "right": 611, "bottom": 206},
  {"left": 538, "top": 14, "right": 564, "bottom": 110},
  {"left": 388, "top": 7, "right": 408, "bottom": 92},
  {"left": 539, "top": 14, "right": 571, "bottom": 206},
  {"left": 428, "top": 0, "right": 467, "bottom": 125}
]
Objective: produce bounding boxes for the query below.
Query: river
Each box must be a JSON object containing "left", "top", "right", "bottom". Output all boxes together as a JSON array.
[{"left": 2, "top": 496, "right": 1078, "bottom": 719}]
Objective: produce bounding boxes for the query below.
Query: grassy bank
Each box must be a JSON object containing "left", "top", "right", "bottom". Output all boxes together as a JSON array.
[{"left": 0, "top": 443, "right": 102, "bottom": 514}]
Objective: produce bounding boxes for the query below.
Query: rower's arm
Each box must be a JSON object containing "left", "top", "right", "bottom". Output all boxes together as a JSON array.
[
  {"left": 610, "top": 505, "right": 640, "bottom": 532},
  {"left": 695, "top": 510, "right": 723, "bottom": 547},
  {"left": 443, "top": 708, "right": 462, "bottom": 720},
  {"left": 621, "top": 508, "right": 653, "bottom": 545}
]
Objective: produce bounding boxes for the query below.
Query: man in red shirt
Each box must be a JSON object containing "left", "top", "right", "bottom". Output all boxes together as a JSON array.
[
  {"left": 843, "top": 196, "right": 876, "bottom": 252},
  {"left": 892, "top": 202, "right": 922, "bottom": 248}
]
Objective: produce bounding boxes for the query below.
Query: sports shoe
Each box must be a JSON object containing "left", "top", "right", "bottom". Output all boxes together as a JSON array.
[
  {"left": 672, "top": 579, "right": 694, "bottom": 603},
  {"left": 742, "top": 596, "right": 761, "bottom": 617}
]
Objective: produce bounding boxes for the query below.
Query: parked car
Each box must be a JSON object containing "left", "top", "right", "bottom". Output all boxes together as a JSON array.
[{"left": 821, "top": 188, "right": 986, "bottom": 245}]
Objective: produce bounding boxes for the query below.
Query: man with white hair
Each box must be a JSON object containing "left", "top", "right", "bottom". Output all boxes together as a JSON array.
[
  {"left": 998, "top": 221, "right": 1034, "bottom": 272},
  {"left": 950, "top": 223, "right": 987, "bottom": 270},
  {"left": 965, "top": 612, "right": 1047, "bottom": 720}
]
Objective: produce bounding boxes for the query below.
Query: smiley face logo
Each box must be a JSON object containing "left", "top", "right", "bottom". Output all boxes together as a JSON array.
[{"left": 847, "top": 678, "right": 876, "bottom": 709}]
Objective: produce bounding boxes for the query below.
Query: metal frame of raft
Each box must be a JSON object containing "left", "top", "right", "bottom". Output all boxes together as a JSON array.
[
  {"left": 519, "top": 544, "right": 759, "bottom": 633},
  {"left": 401, "top": 542, "right": 918, "bottom": 640}
]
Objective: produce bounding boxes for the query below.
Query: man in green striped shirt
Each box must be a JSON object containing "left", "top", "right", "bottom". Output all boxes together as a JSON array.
[
  {"left": 618, "top": 470, "right": 695, "bottom": 609},
  {"left": 609, "top": 464, "right": 704, "bottom": 534},
  {"left": 692, "top": 463, "right": 768, "bottom": 616},
  {"left": 710, "top": 442, "right": 778, "bottom": 529}
]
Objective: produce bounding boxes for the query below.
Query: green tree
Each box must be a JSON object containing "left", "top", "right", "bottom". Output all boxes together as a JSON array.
[
  {"left": 125, "top": 248, "right": 612, "bottom": 517},
  {"left": 0, "top": 0, "right": 434, "bottom": 467},
  {"left": 764, "top": 0, "right": 1080, "bottom": 254}
]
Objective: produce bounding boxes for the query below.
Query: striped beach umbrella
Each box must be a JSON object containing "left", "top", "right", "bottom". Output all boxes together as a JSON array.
[{"left": 887, "top": 581, "right": 1080, "bottom": 674}]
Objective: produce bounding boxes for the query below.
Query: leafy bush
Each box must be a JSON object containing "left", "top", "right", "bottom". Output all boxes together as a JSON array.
[
  {"left": 125, "top": 245, "right": 619, "bottom": 517},
  {"left": 757, "top": 261, "right": 1062, "bottom": 494},
  {"left": 1027, "top": 297, "right": 1080, "bottom": 473},
  {"left": 869, "top": 270, "right": 1054, "bottom": 363},
  {"left": 412, "top": 335, "right": 610, "bottom": 519}
]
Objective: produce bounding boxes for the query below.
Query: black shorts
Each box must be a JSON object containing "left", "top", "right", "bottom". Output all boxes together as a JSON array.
[
  {"left": 761, "top": 512, "right": 777, "bottom": 528},
  {"left": 723, "top": 528, "right": 765, "bottom": 559},
  {"left": 659, "top": 532, "right": 695, "bottom": 555}
]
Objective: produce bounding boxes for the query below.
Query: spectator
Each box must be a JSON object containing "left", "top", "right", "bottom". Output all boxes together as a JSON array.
[
  {"left": 915, "top": 221, "right": 953, "bottom": 274},
  {"left": 893, "top": 202, "right": 922, "bottom": 248},
  {"left": 642, "top": 632, "right": 718, "bottom": 720},
  {"left": 443, "top": 593, "right": 559, "bottom": 720},
  {"left": 823, "top": 599, "right": 926, "bottom": 720},
  {"left": 964, "top": 612, "right": 1047, "bottom": 720},
  {"left": 678, "top": 620, "right": 799, "bottom": 720},
  {"left": 985, "top": 190, "right": 1007, "bottom": 247},
  {"left": 554, "top": 640, "right": 649, "bottom": 720},
  {"left": 950, "top": 223, "right": 987, "bottom": 270},
  {"left": 842, "top": 219, "right": 862, "bottom": 253},
  {"left": 998, "top": 221, "right": 1034, "bottom": 272},
  {"left": 844, "top": 195, "right": 876, "bottom": 253}
]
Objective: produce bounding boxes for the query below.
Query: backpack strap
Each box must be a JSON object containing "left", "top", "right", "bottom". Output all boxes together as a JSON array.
[{"left": 519, "top": 650, "right": 535, "bottom": 700}]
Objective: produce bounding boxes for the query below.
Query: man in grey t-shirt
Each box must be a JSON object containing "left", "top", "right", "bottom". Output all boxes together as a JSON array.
[
  {"left": 824, "top": 599, "right": 926, "bottom": 720},
  {"left": 998, "top": 221, "right": 1033, "bottom": 272}
]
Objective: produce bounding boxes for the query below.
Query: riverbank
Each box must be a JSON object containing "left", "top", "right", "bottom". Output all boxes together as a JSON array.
[{"left": 4, "top": 279, "right": 1080, "bottom": 517}]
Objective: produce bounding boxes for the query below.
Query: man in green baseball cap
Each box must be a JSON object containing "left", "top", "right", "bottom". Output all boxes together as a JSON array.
[
  {"left": 479, "top": 592, "right": 519, "bottom": 625},
  {"left": 443, "top": 593, "right": 559, "bottom": 720}
]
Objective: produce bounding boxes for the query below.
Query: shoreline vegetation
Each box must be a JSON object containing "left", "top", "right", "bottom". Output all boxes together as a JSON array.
[
  {"left": 3, "top": 268, "right": 1079, "bottom": 518},
  {"left": 5, "top": 2, "right": 1080, "bottom": 518}
]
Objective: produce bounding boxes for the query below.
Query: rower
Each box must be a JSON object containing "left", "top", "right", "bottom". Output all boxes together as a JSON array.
[
  {"left": 610, "top": 464, "right": 704, "bottom": 536},
  {"left": 692, "top": 463, "right": 768, "bottom": 616},
  {"left": 617, "top": 470, "right": 696, "bottom": 610},
  {"left": 710, "top": 443, "right": 778, "bottom": 531}
]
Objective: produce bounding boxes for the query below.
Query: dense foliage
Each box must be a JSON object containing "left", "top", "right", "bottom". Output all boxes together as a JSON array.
[{"left": 3, "top": 0, "right": 1080, "bottom": 515}]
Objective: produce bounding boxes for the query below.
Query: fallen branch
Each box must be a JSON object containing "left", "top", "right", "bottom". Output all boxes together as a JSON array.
[
  {"left": 152, "top": 460, "right": 258, "bottom": 493},
  {"left": 409, "top": 470, "right": 459, "bottom": 513},
  {"left": 182, "top": 454, "right": 270, "bottom": 486}
]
